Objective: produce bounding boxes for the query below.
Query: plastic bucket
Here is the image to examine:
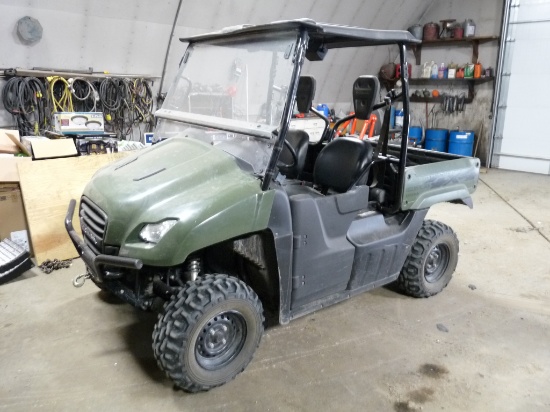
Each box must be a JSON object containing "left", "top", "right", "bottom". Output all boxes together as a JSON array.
[
  {"left": 408, "top": 126, "right": 422, "bottom": 145},
  {"left": 448, "top": 130, "right": 475, "bottom": 156},
  {"left": 424, "top": 128, "right": 448, "bottom": 152}
]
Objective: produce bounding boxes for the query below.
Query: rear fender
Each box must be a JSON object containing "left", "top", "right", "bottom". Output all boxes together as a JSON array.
[{"left": 401, "top": 158, "right": 480, "bottom": 210}]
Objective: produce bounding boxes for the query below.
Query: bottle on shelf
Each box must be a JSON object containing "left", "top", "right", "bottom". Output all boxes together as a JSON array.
[
  {"left": 474, "top": 63, "right": 482, "bottom": 79},
  {"left": 438, "top": 63, "right": 446, "bottom": 79},
  {"left": 423, "top": 61, "right": 434, "bottom": 78},
  {"left": 431, "top": 62, "right": 438, "bottom": 79}
]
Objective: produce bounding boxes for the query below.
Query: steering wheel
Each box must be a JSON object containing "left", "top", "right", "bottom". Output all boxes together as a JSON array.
[{"left": 277, "top": 138, "right": 298, "bottom": 169}]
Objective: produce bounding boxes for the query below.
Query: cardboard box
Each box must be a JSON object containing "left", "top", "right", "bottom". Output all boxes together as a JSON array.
[
  {"left": 0, "top": 157, "right": 32, "bottom": 182},
  {"left": 30, "top": 139, "right": 78, "bottom": 160},
  {"left": 0, "top": 129, "right": 21, "bottom": 154},
  {"left": 0, "top": 183, "right": 28, "bottom": 245},
  {"left": 53, "top": 112, "right": 105, "bottom": 135}
]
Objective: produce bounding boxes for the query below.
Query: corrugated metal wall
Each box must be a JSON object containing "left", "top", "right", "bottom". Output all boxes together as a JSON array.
[{"left": 0, "top": 0, "right": 436, "bottom": 128}]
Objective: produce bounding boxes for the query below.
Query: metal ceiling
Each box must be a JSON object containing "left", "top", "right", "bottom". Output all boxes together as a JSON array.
[{"left": 0, "top": 0, "right": 436, "bottom": 125}]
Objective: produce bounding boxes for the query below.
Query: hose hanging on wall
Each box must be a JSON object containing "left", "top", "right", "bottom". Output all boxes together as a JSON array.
[
  {"left": 1, "top": 76, "right": 48, "bottom": 136},
  {"left": 97, "top": 77, "right": 153, "bottom": 139},
  {"left": 70, "top": 77, "right": 98, "bottom": 112},
  {"left": 47, "top": 76, "right": 74, "bottom": 112},
  {"left": 129, "top": 78, "right": 154, "bottom": 131}
]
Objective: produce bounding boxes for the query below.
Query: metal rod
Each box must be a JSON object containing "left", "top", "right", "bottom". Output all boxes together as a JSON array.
[
  {"left": 492, "top": 152, "right": 550, "bottom": 161},
  {"left": 2, "top": 68, "right": 157, "bottom": 80},
  {"left": 157, "top": 0, "right": 184, "bottom": 101},
  {"left": 488, "top": 0, "right": 513, "bottom": 168},
  {"left": 262, "top": 31, "right": 307, "bottom": 191},
  {"left": 510, "top": 18, "right": 550, "bottom": 24},
  {"left": 388, "top": 42, "right": 411, "bottom": 214}
]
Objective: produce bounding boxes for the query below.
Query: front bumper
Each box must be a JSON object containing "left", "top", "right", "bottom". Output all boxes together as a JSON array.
[{"left": 65, "top": 199, "right": 143, "bottom": 282}]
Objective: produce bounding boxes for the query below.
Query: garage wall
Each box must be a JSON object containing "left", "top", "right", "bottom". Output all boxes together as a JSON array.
[
  {"left": 0, "top": 0, "right": 437, "bottom": 130},
  {"left": 410, "top": 0, "right": 504, "bottom": 164}
]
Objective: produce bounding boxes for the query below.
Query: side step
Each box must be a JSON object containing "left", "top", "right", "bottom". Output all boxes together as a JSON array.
[{"left": 0, "top": 238, "right": 33, "bottom": 285}]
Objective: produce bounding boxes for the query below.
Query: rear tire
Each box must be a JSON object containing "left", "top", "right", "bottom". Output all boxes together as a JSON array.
[
  {"left": 152, "top": 274, "right": 264, "bottom": 392},
  {"left": 396, "top": 220, "right": 459, "bottom": 298}
]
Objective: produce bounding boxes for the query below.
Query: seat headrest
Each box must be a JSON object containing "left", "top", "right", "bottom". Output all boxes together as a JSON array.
[
  {"left": 296, "top": 76, "right": 316, "bottom": 114},
  {"left": 314, "top": 137, "right": 373, "bottom": 193},
  {"left": 353, "top": 75, "right": 380, "bottom": 120}
]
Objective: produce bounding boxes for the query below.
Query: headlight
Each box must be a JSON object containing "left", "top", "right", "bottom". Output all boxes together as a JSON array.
[{"left": 139, "top": 219, "right": 178, "bottom": 243}]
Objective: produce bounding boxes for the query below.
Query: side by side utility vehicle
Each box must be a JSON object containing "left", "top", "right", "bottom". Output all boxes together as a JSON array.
[{"left": 65, "top": 19, "right": 480, "bottom": 392}]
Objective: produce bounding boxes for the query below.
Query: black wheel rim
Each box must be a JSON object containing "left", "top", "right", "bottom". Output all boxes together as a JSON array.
[
  {"left": 424, "top": 243, "right": 450, "bottom": 283},
  {"left": 195, "top": 311, "right": 247, "bottom": 370}
]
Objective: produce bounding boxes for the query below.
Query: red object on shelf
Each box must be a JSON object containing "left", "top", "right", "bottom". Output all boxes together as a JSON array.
[
  {"left": 395, "top": 64, "right": 412, "bottom": 79},
  {"left": 423, "top": 23, "right": 440, "bottom": 41},
  {"left": 453, "top": 26, "right": 464, "bottom": 39}
]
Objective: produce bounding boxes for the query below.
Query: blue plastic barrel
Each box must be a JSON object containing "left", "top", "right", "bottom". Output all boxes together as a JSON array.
[
  {"left": 448, "top": 130, "right": 475, "bottom": 156},
  {"left": 424, "top": 128, "right": 449, "bottom": 152},
  {"left": 408, "top": 126, "right": 422, "bottom": 145}
]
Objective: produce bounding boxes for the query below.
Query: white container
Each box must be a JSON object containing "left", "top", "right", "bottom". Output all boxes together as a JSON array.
[
  {"left": 448, "top": 68, "right": 456, "bottom": 79},
  {"left": 422, "top": 61, "right": 434, "bottom": 78},
  {"left": 464, "top": 19, "right": 476, "bottom": 37},
  {"left": 431, "top": 63, "right": 438, "bottom": 79}
]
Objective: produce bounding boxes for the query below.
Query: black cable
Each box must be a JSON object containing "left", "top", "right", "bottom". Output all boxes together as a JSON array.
[
  {"left": 71, "top": 77, "right": 97, "bottom": 112},
  {"left": 1, "top": 76, "right": 47, "bottom": 136}
]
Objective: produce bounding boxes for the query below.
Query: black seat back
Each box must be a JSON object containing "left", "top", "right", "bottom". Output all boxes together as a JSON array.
[
  {"left": 278, "top": 129, "right": 310, "bottom": 179},
  {"left": 296, "top": 76, "right": 316, "bottom": 114},
  {"left": 353, "top": 75, "right": 380, "bottom": 120},
  {"left": 279, "top": 76, "right": 316, "bottom": 179},
  {"left": 313, "top": 137, "right": 373, "bottom": 193}
]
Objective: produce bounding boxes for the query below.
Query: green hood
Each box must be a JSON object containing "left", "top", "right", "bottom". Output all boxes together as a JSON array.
[{"left": 83, "top": 137, "right": 274, "bottom": 266}]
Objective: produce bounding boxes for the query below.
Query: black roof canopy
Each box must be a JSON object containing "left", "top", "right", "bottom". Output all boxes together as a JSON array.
[{"left": 179, "top": 19, "right": 420, "bottom": 48}]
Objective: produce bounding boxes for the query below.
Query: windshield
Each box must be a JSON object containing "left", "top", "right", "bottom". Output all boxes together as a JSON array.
[{"left": 155, "top": 33, "right": 298, "bottom": 174}]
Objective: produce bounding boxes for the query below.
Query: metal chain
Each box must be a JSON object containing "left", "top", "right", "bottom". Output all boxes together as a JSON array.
[{"left": 39, "top": 258, "right": 73, "bottom": 274}]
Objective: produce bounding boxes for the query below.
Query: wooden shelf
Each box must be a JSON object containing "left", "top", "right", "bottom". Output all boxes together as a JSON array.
[
  {"left": 411, "top": 36, "right": 500, "bottom": 65},
  {"left": 410, "top": 95, "right": 473, "bottom": 104},
  {"left": 409, "top": 77, "right": 494, "bottom": 102},
  {"left": 409, "top": 77, "right": 494, "bottom": 85}
]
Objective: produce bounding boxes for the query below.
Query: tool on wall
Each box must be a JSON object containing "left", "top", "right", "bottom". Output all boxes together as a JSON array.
[{"left": 441, "top": 93, "right": 466, "bottom": 114}]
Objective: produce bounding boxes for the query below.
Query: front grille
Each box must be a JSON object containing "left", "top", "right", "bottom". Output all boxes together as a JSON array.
[{"left": 79, "top": 197, "right": 108, "bottom": 255}]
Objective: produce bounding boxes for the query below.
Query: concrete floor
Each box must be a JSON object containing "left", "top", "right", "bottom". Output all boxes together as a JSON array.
[{"left": 1, "top": 169, "right": 549, "bottom": 411}]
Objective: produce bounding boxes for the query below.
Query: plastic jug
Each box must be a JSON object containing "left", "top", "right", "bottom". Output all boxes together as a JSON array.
[
  {"left": 431, "top": 62, "right": 438, "bottom": 79},
  {"left": 316, "top": 103, "right": 330, "bottom": 117}
]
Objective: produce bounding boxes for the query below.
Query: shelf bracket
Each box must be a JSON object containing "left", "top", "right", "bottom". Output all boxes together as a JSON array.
[
  {"left": 412, "top": 45, "right": 422, "bottom": 65},
  {"left": 472, "top": 40, "right": 479, "bottom": 64}
]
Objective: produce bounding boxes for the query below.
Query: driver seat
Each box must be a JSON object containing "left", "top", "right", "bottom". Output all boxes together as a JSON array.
[{"left": 278, "top": 76, "right": 316, "bottom": 179}]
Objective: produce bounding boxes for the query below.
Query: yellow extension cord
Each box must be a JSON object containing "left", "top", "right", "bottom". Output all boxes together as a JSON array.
[{"left": 47, "top": 76, "right": 74, "bottom": 112}]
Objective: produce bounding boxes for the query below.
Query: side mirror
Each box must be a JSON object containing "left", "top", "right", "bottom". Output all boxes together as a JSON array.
[{"left": 353, "top": 76, "right": 380, "bottom": 120}]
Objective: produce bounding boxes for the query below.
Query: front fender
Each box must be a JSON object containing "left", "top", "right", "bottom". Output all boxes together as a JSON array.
[{"left": 118, "top": 190, "right": 275, "bottom": 266}]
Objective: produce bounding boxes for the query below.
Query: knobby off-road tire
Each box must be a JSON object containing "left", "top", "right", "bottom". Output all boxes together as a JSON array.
[
  {"left": 152, "top": 274, "right": 264, "bottom": 392},
  {"left": 396, "top": 220, "right": 459, "bottom": 298}
]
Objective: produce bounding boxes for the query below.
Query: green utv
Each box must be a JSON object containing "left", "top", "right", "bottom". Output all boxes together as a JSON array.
[{"left": 66, "top": 19, "right": 479, "bottom": 392}]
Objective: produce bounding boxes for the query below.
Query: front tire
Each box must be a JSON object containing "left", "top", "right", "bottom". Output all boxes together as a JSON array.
[
  {"left": 396, "top": 220, "right": 459, "bottom": 298},
  {"left": 152, "top": 274, "right": 264, "bottom": 392}
]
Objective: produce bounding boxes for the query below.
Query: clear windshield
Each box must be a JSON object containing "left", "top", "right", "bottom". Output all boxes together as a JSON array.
[{"left": 155, "top": 33, "right": 298, "bottom": 174}]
